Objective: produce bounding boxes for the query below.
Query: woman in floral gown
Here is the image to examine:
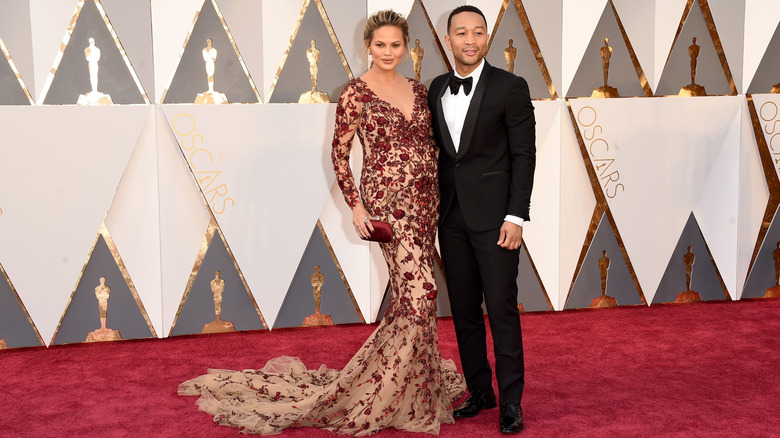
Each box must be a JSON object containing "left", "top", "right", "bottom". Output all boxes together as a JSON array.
[{"left": 179, "top": 10, "right": 465, "bottom": 435}]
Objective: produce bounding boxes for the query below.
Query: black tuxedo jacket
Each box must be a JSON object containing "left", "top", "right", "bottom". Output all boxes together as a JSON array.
[{"left": 429, "top": 61, "right": 536, "bottom": 231}]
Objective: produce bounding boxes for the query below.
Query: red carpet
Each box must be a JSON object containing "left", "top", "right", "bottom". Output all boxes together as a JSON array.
[{"left": 1, "top": 299, "right": 779, "bottom": 437}]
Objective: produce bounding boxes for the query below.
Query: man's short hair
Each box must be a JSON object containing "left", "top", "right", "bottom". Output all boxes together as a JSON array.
[{"left": 447, "top": 5, "right": 488, "bottom": 33}]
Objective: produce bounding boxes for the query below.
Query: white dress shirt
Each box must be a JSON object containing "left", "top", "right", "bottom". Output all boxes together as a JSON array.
[{"left": 440, "top": 59, "right": 523, "bottom": 228}]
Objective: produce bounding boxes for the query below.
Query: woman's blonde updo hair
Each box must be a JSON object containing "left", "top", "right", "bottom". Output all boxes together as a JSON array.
[{"left": 363, "top": 10, "right": 410, "bottom": 49}]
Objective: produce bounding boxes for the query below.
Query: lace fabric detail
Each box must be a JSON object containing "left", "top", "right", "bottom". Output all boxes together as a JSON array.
[{"left": 180, "top": 77, "right": 465, "bottom": 435}]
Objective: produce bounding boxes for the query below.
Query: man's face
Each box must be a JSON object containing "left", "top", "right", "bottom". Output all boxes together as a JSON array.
[{"left": 445, "top": 11, "right": 488, "bottom": 70}]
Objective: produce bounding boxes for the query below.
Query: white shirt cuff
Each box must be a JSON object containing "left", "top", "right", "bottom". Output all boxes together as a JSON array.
[{"left": 504, "top": 215, "right": 524, "bottom": 227}]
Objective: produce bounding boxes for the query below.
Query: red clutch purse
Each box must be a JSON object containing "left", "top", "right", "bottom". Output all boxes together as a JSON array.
[{"left": 365, "top": 219, "right": 392, "bottom": 243}]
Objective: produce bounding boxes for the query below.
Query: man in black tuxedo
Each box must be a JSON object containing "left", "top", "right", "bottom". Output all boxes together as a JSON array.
[{"left": 428, "top": 5, "right": 535, "bottom": 434}]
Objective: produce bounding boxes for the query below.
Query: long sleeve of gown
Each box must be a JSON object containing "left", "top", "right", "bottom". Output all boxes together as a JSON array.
[{"left": 331, "top": 82, "right": 364, "bottom": 209}]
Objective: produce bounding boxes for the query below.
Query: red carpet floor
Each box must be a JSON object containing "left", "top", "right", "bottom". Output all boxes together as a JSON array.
[{"left": 1, "top": 299, "right": 779, "bottom": 437}]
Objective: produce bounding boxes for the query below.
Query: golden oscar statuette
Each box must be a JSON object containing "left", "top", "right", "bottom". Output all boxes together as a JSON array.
[
  {"left": 411, "top": 39, "right": 424, "bottom": 81},
  {"left": 86, "top": 276, "right": 122, "bottom": 342},
  {"left": 0, "top": 338, "right": 7, "bottom": 349},
  {"left": 194, "top": 38, "right": 229, "bottom": 104},
  {"left": 302, "top": 265, "right": 334, "bottom": 326},
  {"left": 591, "top": 250, "right": 618, "bottom": 308},
  {"left": 299, "top": 40, "right": 331, "bottom": 103},
  {"left": 77, "top": 37, "right": 114, "bottom": 106},
  {"left": 675, "top": 246, "right": 702, "bottom": 303},
  {"left": 504, "top": 39, "right": 517, "bottom": 74},
  {"left": 679, "top": 37, "right": 707, "bottom": 97},
  {"left": 202, "top": 270, "right": 236, "bottom": 333},
  {"left": 765, "top": 242, "right": 780, "bottom": 298},
  {"left": 772, "top": 83, "right": 780, "bottom": 94},
  {"left": 592, "top": 38, "right": 620, "bottom": 98}
]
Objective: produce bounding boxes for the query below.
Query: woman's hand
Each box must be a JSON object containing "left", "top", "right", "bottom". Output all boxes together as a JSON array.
[{"left": 352, "top": 203, "right": 375, "bottom": 240}]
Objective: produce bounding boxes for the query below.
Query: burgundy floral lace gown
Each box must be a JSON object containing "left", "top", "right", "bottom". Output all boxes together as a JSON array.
[{"left": 179, "top": 78, "right": 465, "bottom": 435}]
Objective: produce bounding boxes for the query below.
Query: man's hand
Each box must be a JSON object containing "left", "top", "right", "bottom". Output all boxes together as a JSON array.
[{"left": 497, "top": 221, "right": 523, "bottom": 250}]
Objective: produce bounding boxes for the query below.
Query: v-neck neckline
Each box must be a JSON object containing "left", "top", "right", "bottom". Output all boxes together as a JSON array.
[{"left": 357, "top": 77, "right": 418, "bottom": 124}]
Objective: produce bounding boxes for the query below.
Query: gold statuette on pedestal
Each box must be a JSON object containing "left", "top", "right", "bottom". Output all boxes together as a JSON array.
[
  {"left": 591, "top": 250, "right": 618, "bottom": 307},
  {"left": 504, "top": 39, "right": 517, "bottom": 74},
  {"left": 302, "top": 265, "right": 334, "bottom": 326},
  {"left": 679, "top": 37, "right": 707, "bottom": 97},
  {"left": 195, "top": 38, "right": 229, "bottom": 104},
  {"left": 592, "top": 38, "right": 619, "bottom": 98},
  {"left": 202, "top": 270, "right": 236, "bottom": 333},
  {"left": 765, "top": 242, "right": 780, "bottom": 298},
  {"left": 77, "top": 38, "right": 113, "bottom": 106},
  {"left": 675, "top": 246, "right": 702, "bottom": 302},
  {"left": 411, "top": 39, "right": 424, "bottom": 81},
  {"left": 86, "top": 277, "right": 122, "bottom": 342},
  {"left": 299, "top": 40, "right": 331, "bottom": 103}
]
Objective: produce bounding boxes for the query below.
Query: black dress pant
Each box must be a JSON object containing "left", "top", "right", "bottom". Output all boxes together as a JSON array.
[{"left": 439, "top": 195, "right": 525, "bottom": 406}]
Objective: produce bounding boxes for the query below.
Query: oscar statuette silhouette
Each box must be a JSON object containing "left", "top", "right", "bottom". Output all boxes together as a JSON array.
[
  {"left": 86, "top": 277, "right": 122, "bottom": 342},
  {"left": 302, "top": 265, "right": 334, "bottom": 326},
  {"left": 591, "top": 250, "right": 618, "bottom": 307},
  {"left": 202, "top": 271, "right": 236, "bottom": 333},
  {"left": 675, "top": 246, "right": 702, "bottom": 303}
]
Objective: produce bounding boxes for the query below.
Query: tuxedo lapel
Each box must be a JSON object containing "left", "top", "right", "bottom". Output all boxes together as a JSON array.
[
  {"left": 457, "top": 62, "right": 492, "bottom": 159},
  {"left": 435, "top": 72, "right": 457, "bottom": 161}
]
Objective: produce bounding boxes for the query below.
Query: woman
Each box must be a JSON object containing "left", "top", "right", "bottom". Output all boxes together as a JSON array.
[{"left": 179, "top": 10, "right": 464, "bottom": 435}]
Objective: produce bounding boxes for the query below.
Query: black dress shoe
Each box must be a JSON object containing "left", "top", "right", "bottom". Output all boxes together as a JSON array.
[
  {"left": 453, "top": 390, "right": 497, "bottom": 418},
  {"left": 499, "top": 402, "right": 524, "bottom": 433}
]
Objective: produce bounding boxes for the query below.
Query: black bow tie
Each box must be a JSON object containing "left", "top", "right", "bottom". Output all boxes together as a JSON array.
[{"left": 448, "top": 75, "right": 473, "bottom": 96}]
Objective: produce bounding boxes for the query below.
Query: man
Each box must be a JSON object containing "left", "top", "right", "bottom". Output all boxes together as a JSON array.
[{"left": 428, "top": 5, "right": 535, "bottom": 434}]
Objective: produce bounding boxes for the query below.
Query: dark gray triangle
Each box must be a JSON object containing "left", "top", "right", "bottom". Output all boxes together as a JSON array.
[
  {"left": 273, "top": 225, "right": 363, "bottom": 329},
  {"left": 566, "top": 1, "right": 645, "bottom": 98},
  {"left": 170, "top": 229, "right": 265, "bottom": 335},
  {"left": 655, "top": 0, "right": 732, "bottom": 96},
  {"left": 653, "top": 212, "right": 728, "bottom": 303},
  {"left": 565, "top": 212, "right": 643, "bottom": 309},
  {"left": 51, "top": 234, "right": 154, "bottom": 345},
  {"left": 376, "top": 281, "right": 393, "bottom": 321},
  {"left": 395, "top": 0, "right": 450, "bottom": 88},
  {"left": 0, "top": 46, "right": 31, "bottom": 105},
  {"left": 486, "top": 0, "right": 553, "bottom": 99},
  {"left": 43, "top": 0, "right": 145, "bottom": 104},
  {"left": 747, "top": 21, "right": 780, "bottom": 94},
  {"left": 517, "top": 244, "right": 553, "bottom": 312},
  {"left": 163, "top": 0, "right": 258, "bottom": 104},
  {"left": 742, "top": 205, "right": 780, "bottom": 298},
  {"left": 0, "top": 265, "right": 42, "bottom": 348},
  {"left": 268, "top": 1, "right": 350, "bottom": 103}
]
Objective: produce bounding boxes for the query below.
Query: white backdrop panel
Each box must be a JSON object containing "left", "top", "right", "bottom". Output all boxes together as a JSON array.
[
  {"left": 156, "top": 106, "right": 213, "bottom": 334},
  {"left": 743, "top": 0, "right": 780, "bottom": 91},
  {"left": 692, "top": 102, "right": 741, "bottom": 298},
  {"left": 104, "top": 107, "right": 163, "bottom": 335},
  {"left": 219, "top": 0, "right": 264, "bottom": 100},
  {"left": 261, "top": 1, "right": 312, "bottom": 103},
  {"left": 524, "top": 101, "right": 562, "bottom": 307},
  {"left": 559, "top": 102, "right": 597, "bottom": 309},
  {"left": 561, "top": 0, "right": 608, "bottom": 97},
  {"left": 737, "top": 97, "right": 769, "bottom": 298},
  {"left": 569, "top": 96, "right": 741, "bottom": 303},
  {"left": 654, "top": 0, "right": 689, "bottom": 90},
  {"left": 28, "top": 0, "right": 80, "bottom": 101},
  {"left": 150, "top": 0, "right": 203, "bottom": 102},
  {"left": 613, "top": 0, "right": 656, "bottom": 90},
  {"left": 0, "top": 105, "right": 149, "bottom": 344},
  {"left": 708, "top": 0, "right": 744, "bottom": 93},
  {"left": 161, "top": 104, "right": 336, "bottom": 329}
]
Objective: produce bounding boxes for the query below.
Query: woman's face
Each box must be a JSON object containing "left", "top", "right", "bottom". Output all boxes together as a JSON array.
[{"left": 368, "top": 25, "right": 406, "bottom": 72}]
